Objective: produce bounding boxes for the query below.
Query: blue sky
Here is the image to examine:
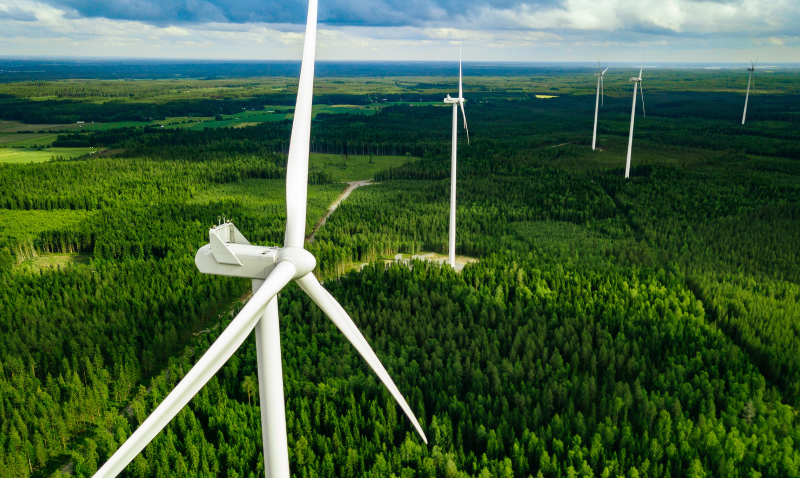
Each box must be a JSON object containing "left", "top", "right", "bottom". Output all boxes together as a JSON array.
[{"left": 0, "top": 0, "right": 798, "bottom": 62}]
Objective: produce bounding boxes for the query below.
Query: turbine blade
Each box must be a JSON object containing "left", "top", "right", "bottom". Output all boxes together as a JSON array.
[
  {"left": 640, "top": 82, "right": 646, "bottom": 117},
  {"left": 92, "top": 261, "right": 297, "bottom": 478},
  {"left": 601, "top": 76, "right": 604, "bottom": 107},
  {"left": 602, "top": 66, "right": 610, "bottom": 75},
  {"left": 597, "top": 55, "right": 602, "bottom": 72},
  {"left": 284, "top": 0, "right": 319, "bottom": 249},
  {"left": 460, "top": 101, "right": 470, "bottom": 145},
  {"left": 459, "top": 43, "right": 463, "bottom": 99},
  {"left": 296, "top": 273, "right": 429, "bottom": 444}
]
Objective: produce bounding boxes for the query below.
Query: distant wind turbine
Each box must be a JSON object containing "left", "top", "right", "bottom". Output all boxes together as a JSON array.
[
  {"left": 90, "top": 1, "right": 427, "bottom": 477},
  {"left": 593, "top": 57, "right": 610, "bottom": 151},
  {"left": 444, "top": 44, "right": 469, "bottom": 267},
  {"left": 742, "top": 59, "right": 757, "bottom": 125},
  {"left": 625, "top": 57, "right": 646, "bottom": 179}
]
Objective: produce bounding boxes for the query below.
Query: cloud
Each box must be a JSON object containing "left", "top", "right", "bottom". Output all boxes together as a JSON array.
[
  {"left": 28, "top": 0, "right": 800, "bottom": 37},
  {"left": 0, "top": 5, "right": 38, "bottom": 21},
  {"left": 1, "top": 0, "right": 799, "bottom": 61},
  {"left": 481, "top": 0, "right": 800, "bottom": 37}
]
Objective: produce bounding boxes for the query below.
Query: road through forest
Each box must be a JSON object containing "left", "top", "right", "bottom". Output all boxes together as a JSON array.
[{"left": 307, "top": 179, "right": 373, "bottom": 243}]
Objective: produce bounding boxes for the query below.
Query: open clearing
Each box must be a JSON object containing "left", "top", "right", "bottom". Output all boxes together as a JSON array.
[
  {"left": 0, "top": 147, "right": 94, "bottom": 163},
  {"left": 0, "top": 120, "right": 84, "bottom": 133},
  {"left": 393, "top": 251, "right": 479, "bottom": 272},
  {"left": 0, "top": 133, "right": 60, "bottom": 147},
  {"left": 310, "top": 154, "right": 417, "bottom": 181},
  {"left": 16, "top": 253, "right": 93, "bottom": 273}
]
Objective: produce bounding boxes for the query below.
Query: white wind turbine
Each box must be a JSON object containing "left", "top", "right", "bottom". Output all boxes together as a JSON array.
[
  {"left": 592, "top": 57, "right": 609, "bottom": 151},
  {"left": 443, "top": 44, "right": 469, "bottom": 267},
  {"left": 91, "top": 1, "right": 427, "bottom": 477},
  {"left": 624, "top": 57, "right": 646, "bottom": 179},
  {"left": 742, "top": 59, "right": 757, "bottom": 125}
]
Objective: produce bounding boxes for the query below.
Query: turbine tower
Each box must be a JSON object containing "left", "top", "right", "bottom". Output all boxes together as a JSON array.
[
  {"left": 742, "top": 60, "right": 757, "bottom": 125},
  {"left": 90, "top": 1, "right": 427, "bottom": 477},
  {"left": 443, "top": 44, "right": 469, "bottom": 267},
  {"left": 592, "top": 57, "right": 609, "bottom": 151},
  {"left": 624, "top": 58, "right": 646, "bottom": 179}
]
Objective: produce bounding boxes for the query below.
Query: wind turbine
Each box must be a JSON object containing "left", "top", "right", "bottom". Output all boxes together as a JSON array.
[
  {"left": 443, "top": 44, "right": 469, "bottom": 267},
  {"left": 90, "top": 1, "right": 427, "bottom": 477},
  {"left": 592, "top": 57, "right": 610, "bottom": 151},
  {"left": 742, "top": 59, "right": 757, "bottom": 125},
  {"left": 624, "top": 57, "right": 646, "bottom": 179}
]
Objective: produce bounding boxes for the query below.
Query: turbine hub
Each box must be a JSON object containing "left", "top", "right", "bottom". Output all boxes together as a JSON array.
[{"left": 276, "top": 247, "right": 317, "bottom": 278}]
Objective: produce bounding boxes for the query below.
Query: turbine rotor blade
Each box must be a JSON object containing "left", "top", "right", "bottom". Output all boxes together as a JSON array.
[
  {"left": 459, "top": 43, "right": 463, "bottom": 100},
  {"left": 92, "top": 261, "right": 297, "bottom": 478},
  {"left": 597, "top": 55, "right": 602, "bottom": 72},
  {"left": 640, "top": 82, "right": 646, "bottom": 117},
  {"left": 602, "top": 66, "right": 610, "bottom": 75},
  {"left": 601, "top": 76, "right": 604, "bottom": 107},
  {"left": 296, "top": 273, "right": 429, "bottom": 444},
  {"left": 460, "top": 101, "right": 470, "bottom": 145},
  {"left": 640, "top": 52, "right": 645, "bottom": 79},
  {"left": 284, "top": 0, "right": 319, "bottom": 249}
]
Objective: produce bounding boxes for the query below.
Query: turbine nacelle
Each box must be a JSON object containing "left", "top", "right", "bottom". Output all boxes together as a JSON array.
[{"left": 195, "top": 223, "right": 316, "bottom": 280}]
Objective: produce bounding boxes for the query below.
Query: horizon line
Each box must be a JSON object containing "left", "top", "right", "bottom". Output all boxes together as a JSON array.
[{"left": 1, "top": 56, "right": 799, "bottom": 66}]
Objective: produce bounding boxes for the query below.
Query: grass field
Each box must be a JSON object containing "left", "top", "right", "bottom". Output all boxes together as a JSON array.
[
  {"left": 0, "top": 147, "right": 94, "bottom": 163},
  {"left": 0, "top": 120, "right": 84, "bottom": 133},
  {"left": 189, "top": 179, "right": 346, "bottom": 237},
  {"left": 0, "top": 133, "right": 55, "bottom": 145},
  {"left": 0, "top": 133, "right": 60, "bottom": 147},
  {"left": 310, "top": 154, "right": 418, "bottom": 181},
  {"left": 15, "top": 253, "right": 93, "bottom": 273}
]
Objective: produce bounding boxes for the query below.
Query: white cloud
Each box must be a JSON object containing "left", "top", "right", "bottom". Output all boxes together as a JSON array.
[
  {"left": 0, "top": 0, "right": 798, "bottom": 61},
  {"left": 477, "top": 0, "right": 798, "bottom": 35}
]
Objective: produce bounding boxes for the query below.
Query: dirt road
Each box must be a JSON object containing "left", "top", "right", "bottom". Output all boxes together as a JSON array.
[{"left": 307, "top": 179, "right": 373, "bottom": 243}]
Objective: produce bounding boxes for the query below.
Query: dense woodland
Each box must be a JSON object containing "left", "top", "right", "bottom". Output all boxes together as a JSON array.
[{"left": 1, "top": 71, "right": 800, "bottom": 477}]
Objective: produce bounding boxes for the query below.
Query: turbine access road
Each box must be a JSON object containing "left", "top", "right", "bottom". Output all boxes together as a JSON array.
[{"left": 307, "top": 179, "right": 373, "bottom": 243}]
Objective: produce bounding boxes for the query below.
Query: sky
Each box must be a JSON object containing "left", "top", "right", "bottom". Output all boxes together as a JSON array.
[{"left": 0, "top": 0, "right": 798, "bottom": 62}]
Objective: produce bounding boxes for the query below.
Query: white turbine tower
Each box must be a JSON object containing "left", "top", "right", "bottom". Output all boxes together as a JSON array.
[
  {"left": 742, "top": 59, "right": 757, "bottom": 125},
  {"left": 592, "top": 57, "right": 609, "bottom": 151},
  {"left": 443, "top": 45, "right": 469, "bottom": 267},
  {"left": 90, "top": 1, "right": 427, "bottom": 477},
  {"left": 624, "top": 58, "right": 646, "bottom": 179}
]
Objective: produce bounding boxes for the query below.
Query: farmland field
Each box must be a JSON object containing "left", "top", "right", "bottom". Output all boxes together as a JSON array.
[
  {"left": 0, "top": 146, "right": 94, "bottom": 163},
  {"left": 309, "top": 153, "right": 417, "bottom": 181}
]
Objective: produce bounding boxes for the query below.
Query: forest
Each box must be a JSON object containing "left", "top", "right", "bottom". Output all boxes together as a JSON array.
[{"left": 0, "top": 66, "right": 799, "bottom": 478}]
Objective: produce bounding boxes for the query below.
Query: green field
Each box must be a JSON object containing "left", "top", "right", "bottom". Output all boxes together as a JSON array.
[
  {"left": 0, "top": 146, "right": 94, "bottom": 163},
  {"left": 310, "top": 153, "right": 418, "bottom": 181},
  {"left": 0, "top": 133, "right": 60, "bottom": 147},
  {"left": 15, "top": 252, "right": 93, "bottom": 272}
]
